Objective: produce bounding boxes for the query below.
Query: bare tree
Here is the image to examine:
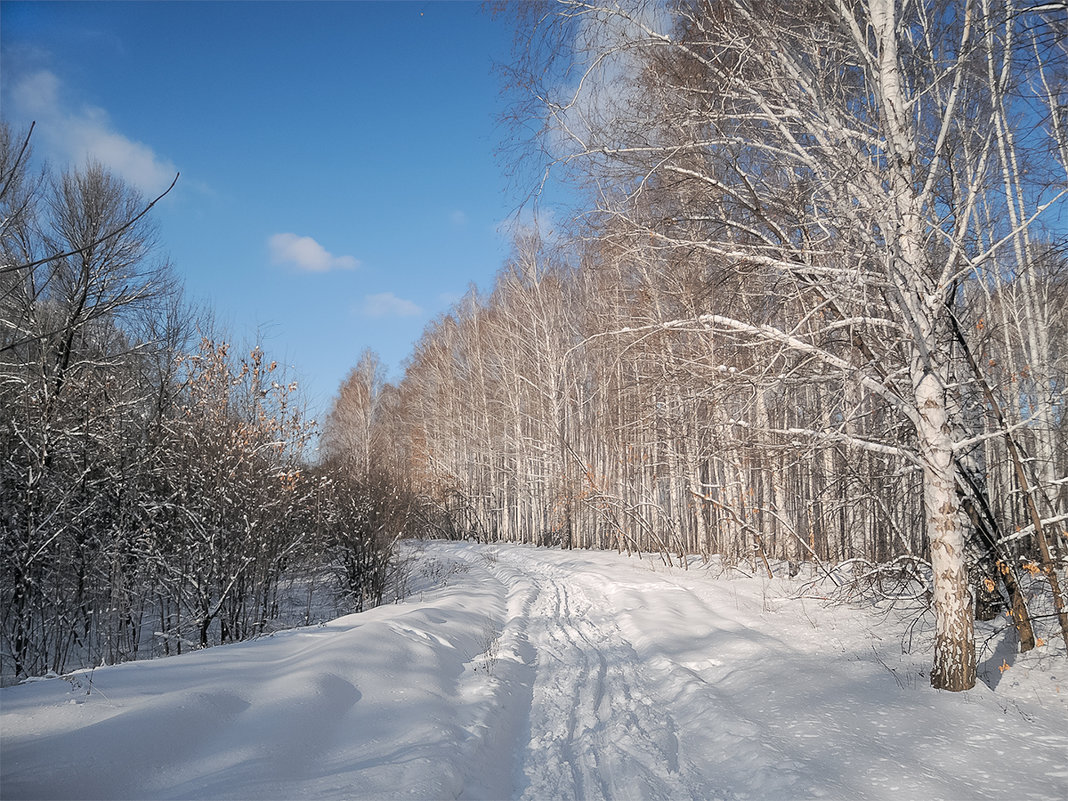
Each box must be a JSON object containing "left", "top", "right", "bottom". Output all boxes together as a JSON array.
[
  {"left": 321, "top": 348, "right": 388, "bottom": 476},
  {"left": 1, "top": 126, "right": 399, "bottom": 680}
]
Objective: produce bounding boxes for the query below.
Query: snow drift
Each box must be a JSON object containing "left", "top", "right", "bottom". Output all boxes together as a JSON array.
[{"left": 2, "top": 541, "right": 1065, "bottom": 800}]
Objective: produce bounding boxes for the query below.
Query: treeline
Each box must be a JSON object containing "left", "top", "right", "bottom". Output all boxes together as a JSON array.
[
  {"left": 0, "top": 124, "right": 409, "bottom": 681},
  {"left": 341, "top": 0, "right": 1067, "bottom": 690}
]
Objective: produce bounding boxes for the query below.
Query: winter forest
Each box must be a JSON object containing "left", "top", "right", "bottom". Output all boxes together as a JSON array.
[
  {"left": 379, "top": 0, "right": 1068, "bottom": 693},
  {"left": 0, "top": 140, "right": 405, "bottom": 680},
  {"left": 2, "top": 0, "right": 1067, "bottom": 716}
]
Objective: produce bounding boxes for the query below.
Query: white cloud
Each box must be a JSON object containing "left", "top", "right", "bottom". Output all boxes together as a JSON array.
[
  {"left": 498, "top": 206, "right": 558, "bottom": 243},
  {"left": 268, "top": 233, "right": 359, "bottom": 273},
  {"left": 449, "top": 209, "right": 468, "bottom": 226},
  {"left": 436, "top": 290, "right": 463, "bottom": 308},
  {"left": 362, "top": 292, "right": 422, "bottom": 319},
  {"left": 544, "top": 4, "right": 671, "bottom": 163},
  {"left": 8, "top": 70, "right": 178, "bottom": 195}
]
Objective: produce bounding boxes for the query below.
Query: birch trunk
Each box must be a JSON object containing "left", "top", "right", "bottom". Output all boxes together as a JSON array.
[
  {"left": 872, "top": 0, "right": 975, "bottom": 689},
  {"left": 913, "top": 358, "right": 976, "bottom": 690}
]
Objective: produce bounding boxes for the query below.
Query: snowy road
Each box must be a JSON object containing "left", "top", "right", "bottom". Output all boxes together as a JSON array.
[
  {"left": 2, "top": 541, "right": 1066, "bottom": 800},
  {"left": 499, "top": 553, "right": 692, "bottom": 800}
]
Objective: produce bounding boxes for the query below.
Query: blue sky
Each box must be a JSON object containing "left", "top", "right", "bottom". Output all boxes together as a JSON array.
[{"left": 1, "top": 1, "right": 542, "bottom": 416}]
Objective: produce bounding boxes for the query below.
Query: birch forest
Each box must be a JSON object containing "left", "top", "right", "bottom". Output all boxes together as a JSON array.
[{"left": 324, "top": 0, "right": 1068, "bottom": 692}]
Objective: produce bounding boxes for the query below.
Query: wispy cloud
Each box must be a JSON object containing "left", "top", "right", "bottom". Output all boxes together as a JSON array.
[
  {"left": 268, "top": 233, "right": 359, "bottom": 273},
  {"left": 543, "top": 4, "right": 671, "bottom": 164},
  {"left": 362, "top": 292, "right": 422, "bottom": 319},
  {"left": 449, "top": 209, "right": 468, "bottom": 226},
  {"left": 436, "top": 290, "right": 463, "bottom": 308},
  {"left": 8, "top": 69, "right": 178, "bottom": 195},
  {"left": 498, "top": 206, "right": 558, "bottom": 243}
]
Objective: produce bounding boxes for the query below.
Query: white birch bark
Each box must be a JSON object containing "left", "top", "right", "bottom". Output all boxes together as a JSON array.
[{"left": 870, "top": 0, "right": 975, "bottom": 688}]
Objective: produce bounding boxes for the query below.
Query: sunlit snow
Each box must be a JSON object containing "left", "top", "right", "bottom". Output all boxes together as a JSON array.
[{"left": 2, "top": 541, "right": 1065, "bottom": 800}]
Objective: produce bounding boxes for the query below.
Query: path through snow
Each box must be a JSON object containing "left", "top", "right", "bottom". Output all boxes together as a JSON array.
[{"left": 2, "top": 541, "right": 1066, "bottom": 800}]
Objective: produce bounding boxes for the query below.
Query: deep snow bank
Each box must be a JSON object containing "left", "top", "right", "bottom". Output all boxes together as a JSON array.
[
  {"left": 1, "top": 541, "right": 1065, "bottom": 800},
  {"left": 0, "top": 545, "right": 524, "bottom": 800}
]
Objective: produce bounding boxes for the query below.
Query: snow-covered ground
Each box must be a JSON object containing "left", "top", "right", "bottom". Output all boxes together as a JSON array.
[{"left": 2, "top": 541, "right": 1066, "bottom": 800}]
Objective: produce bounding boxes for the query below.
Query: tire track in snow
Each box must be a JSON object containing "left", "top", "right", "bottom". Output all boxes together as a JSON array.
[
  {"left": 460, "top": 545, "right": 861, "bottom": 801},
  {"left": 489, "top": 551, "right": 695, "bottom": 801},
  {"left": 450, "top": 550, "right": 540, "bottom": 801}
]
